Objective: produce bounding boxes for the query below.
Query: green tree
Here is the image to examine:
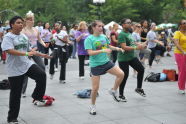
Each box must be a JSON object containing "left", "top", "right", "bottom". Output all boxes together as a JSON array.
[{"left": 0, "top": 0, "right": 19, "bottom": 22}]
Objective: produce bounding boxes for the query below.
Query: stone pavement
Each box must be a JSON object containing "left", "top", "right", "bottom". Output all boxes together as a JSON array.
[{"left": 0, "top": 53, "right": 186, "bottom": 124}]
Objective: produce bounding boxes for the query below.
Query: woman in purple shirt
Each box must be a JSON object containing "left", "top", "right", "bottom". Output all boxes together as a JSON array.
[{"left": 75, "top": 21, "right": 90, "bottom": 79}]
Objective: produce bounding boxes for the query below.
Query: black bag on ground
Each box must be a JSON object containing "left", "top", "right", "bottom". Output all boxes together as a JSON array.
[
  {"left": 144, "top": 72, "right": 161, "bottom": 82},
  {"left": 0, "top": 79, "right": 10, "bottom": 90}
]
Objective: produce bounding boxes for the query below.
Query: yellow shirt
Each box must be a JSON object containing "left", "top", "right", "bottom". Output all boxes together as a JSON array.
[{"left": 174, "top": 31, "right": 186, "bottom": 53}]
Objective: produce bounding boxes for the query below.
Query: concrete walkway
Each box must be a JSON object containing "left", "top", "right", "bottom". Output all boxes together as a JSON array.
[{"left": 0, "top": 53, "right": 186, "bottom": 124}]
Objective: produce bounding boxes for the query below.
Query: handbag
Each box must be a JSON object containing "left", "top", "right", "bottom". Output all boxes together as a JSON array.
[{"left": 162, "top": 69, "right": 176, "bottom": 81}]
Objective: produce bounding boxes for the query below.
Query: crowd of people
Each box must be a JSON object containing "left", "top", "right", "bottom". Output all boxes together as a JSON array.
[{"left": 0, "top": 10, "right": 186, "bottom": 123}]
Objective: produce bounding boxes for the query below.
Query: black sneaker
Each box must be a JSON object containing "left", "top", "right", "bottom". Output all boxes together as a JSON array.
[
  {"left": 135, "top": 88, "right": 146, "bottom": 97},
  {"left": 119, "top": 95, "right": 127, "bottom": 102},
  {"left": 8, "top": 119, "right": 18, "bottom": 124}
]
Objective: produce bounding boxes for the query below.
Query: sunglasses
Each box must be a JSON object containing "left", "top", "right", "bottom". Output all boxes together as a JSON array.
[
  {"left": 182, "top": 22, "right": 186, "bottom": 25},
  {"left": 124, "top": 22, "right": 132, "bottom": 24}
]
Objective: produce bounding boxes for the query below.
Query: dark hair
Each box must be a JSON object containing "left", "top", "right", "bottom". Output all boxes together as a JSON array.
[
  {"left": 72, "top": 24, "right": 78, "bottom": 28},
  {"left": 9, "top": 16, "right": 24, "bottom": 29},
  {"left": 88, "top": 20, "right": 102, "bottom": 34},
  {"left": 43, "top": 22, "right": 51, "bottom": 31},
  {"left": 120, "top": 18, "right": 130, "bottom": 25},
  {"left": 140, "top": 20, "right": 148, "bottom": 26}
]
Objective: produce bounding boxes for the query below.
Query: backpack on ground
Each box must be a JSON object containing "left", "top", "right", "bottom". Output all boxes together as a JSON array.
[
  {"left": 0, "top": 79, "right": 10, "bottom": 90},
  {"left": 74, "top": 89, "right": 99, "bottom": 98},
  {"left": 162, "top": 69, "right": 177, "bottom": 81},
  {"left": 144, "top": 72, "right": 166, "bottom": 82}
]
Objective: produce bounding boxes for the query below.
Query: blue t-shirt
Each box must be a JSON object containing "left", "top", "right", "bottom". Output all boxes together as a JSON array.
[{"left": 84, "top": 34, "right": 110, "bottom": 67}]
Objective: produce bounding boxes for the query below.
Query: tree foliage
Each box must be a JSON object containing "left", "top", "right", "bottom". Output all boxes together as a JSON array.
[{"left": 0, "top": 0, "right": 185, "bottom": 25}]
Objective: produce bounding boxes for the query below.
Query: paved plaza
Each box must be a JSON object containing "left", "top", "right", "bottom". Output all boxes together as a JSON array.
[{"left": 0, "top": 53, "right": 186, "bottom": 124}]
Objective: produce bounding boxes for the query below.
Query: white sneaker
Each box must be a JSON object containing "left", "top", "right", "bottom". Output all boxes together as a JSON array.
[
  {"left": 178, "top": 90, "right": 185, "bottom": 94},
  {"left": 50, "top": 74, "right": 54, "bottom": 79},
  {"left": 33, "top": 100, "right": 47, "bottom": 106},
  {"left": 90, "top": 105, "right": 96, "bottom": 115},
  {"left": 59, "top": 80, "right": 66, "bottom": 84},
  {"left": 108, "top": 89, "right": 120, "bottom": 102},
  {"left": 54, "top": 68, "right": 58, "bottom": 72},
  {"left": 79, "top": 76, "right": 85, "bottom": 80}
]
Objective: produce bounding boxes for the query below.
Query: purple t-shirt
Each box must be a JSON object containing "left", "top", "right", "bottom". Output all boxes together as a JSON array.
[{"left": 75, "top": 30, "right": 89, "bottom": 55}]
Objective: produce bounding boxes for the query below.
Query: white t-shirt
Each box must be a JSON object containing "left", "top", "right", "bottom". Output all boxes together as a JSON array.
[
  {"left": 53, "top": 30, "right": 68, "bottom": 46},
  {"left": 132, "top": 32, "right": 141, "bottom": 42},
  {"left": 35, "top": 26, "right": 43, "bottom": 34},
  {"left": 147, "top": 30, "right": 157, "bottom": 48},
  {"left": 1, "top": 32, "right": 34, "bottom": 77}
]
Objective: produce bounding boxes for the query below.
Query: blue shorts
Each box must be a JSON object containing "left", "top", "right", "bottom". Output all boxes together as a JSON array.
[{"left": 91, "top": 61, "right": 115, "bottom": 76}]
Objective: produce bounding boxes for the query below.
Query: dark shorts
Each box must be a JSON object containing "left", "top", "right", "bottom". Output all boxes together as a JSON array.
[{"left": 91, "top": 61, "right": 115, "bottom": 76}]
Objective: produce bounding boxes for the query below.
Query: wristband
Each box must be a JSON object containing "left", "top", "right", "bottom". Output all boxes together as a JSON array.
[
  {"left": 101, "top": 49, "right": 105, "bottom": 53},
  {"left": 25, "top": 52, "right": 28, "bottom": 56},
  {"left": 133, "top": 46, "right": 137, "bottom": 50}
]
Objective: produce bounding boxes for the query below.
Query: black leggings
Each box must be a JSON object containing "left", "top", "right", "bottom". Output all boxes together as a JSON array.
[
  {"left": 111, "top": 51, "right": 118, "bottom": 63},
  {"left": 119, "top": 58, "right": 144, "bottom": 96},
  {"left": 78, "top": 55, "right": 89, "bottom": 76},
  {"left": 149, "top": 45, "right": 166, "bottom": 66}
]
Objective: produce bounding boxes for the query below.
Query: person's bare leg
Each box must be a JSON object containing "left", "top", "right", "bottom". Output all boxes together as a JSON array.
[
  {"left": 107, "top": 66, "right": 124, "bottom": 90},
  {"left": 91, "top": 76, "right": 100, "bottom": 105}
]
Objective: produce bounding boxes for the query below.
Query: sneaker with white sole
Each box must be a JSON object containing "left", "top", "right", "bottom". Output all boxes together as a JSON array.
[
  {"left": 79, "top": 76, "right": 85, "bottom": 80},
  {"left": 135, "top": 88, "right": 146, "bottom": 97},
  {"left": 8, "top": 119, "right": 18, "bottom": 124},
  {"left": 178, "top": 90, "right": 185, "bottom": 94},
  {"left": 108, "top": 89, "right": 120, "bottom": 102},
  {"left": 33, "top": 99, "right": 47, "bottom": 107},
  {"left": 119, "top": 95, "right": 127, "bottom": 102},
  {"left": 59, "top": 80, "right": 66, "bottom": 84},
  {"left": 90, "top": 105, "right": 96, "bottom": 115}
]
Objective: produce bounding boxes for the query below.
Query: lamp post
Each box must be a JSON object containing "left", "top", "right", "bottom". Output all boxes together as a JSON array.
[{"left": 93, "top": 0, "right": 106, "bottom": 20}]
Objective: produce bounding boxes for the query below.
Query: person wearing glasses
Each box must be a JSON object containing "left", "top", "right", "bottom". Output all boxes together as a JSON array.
[
  {"left": 132, "top": 23, "right": 151, "bottom": 66},
  {"left": 118, "top": 19, "right": 147, "bottom": 102},
  {"left": 173, "top": 19, "right": 186, "bottom": 94}
]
